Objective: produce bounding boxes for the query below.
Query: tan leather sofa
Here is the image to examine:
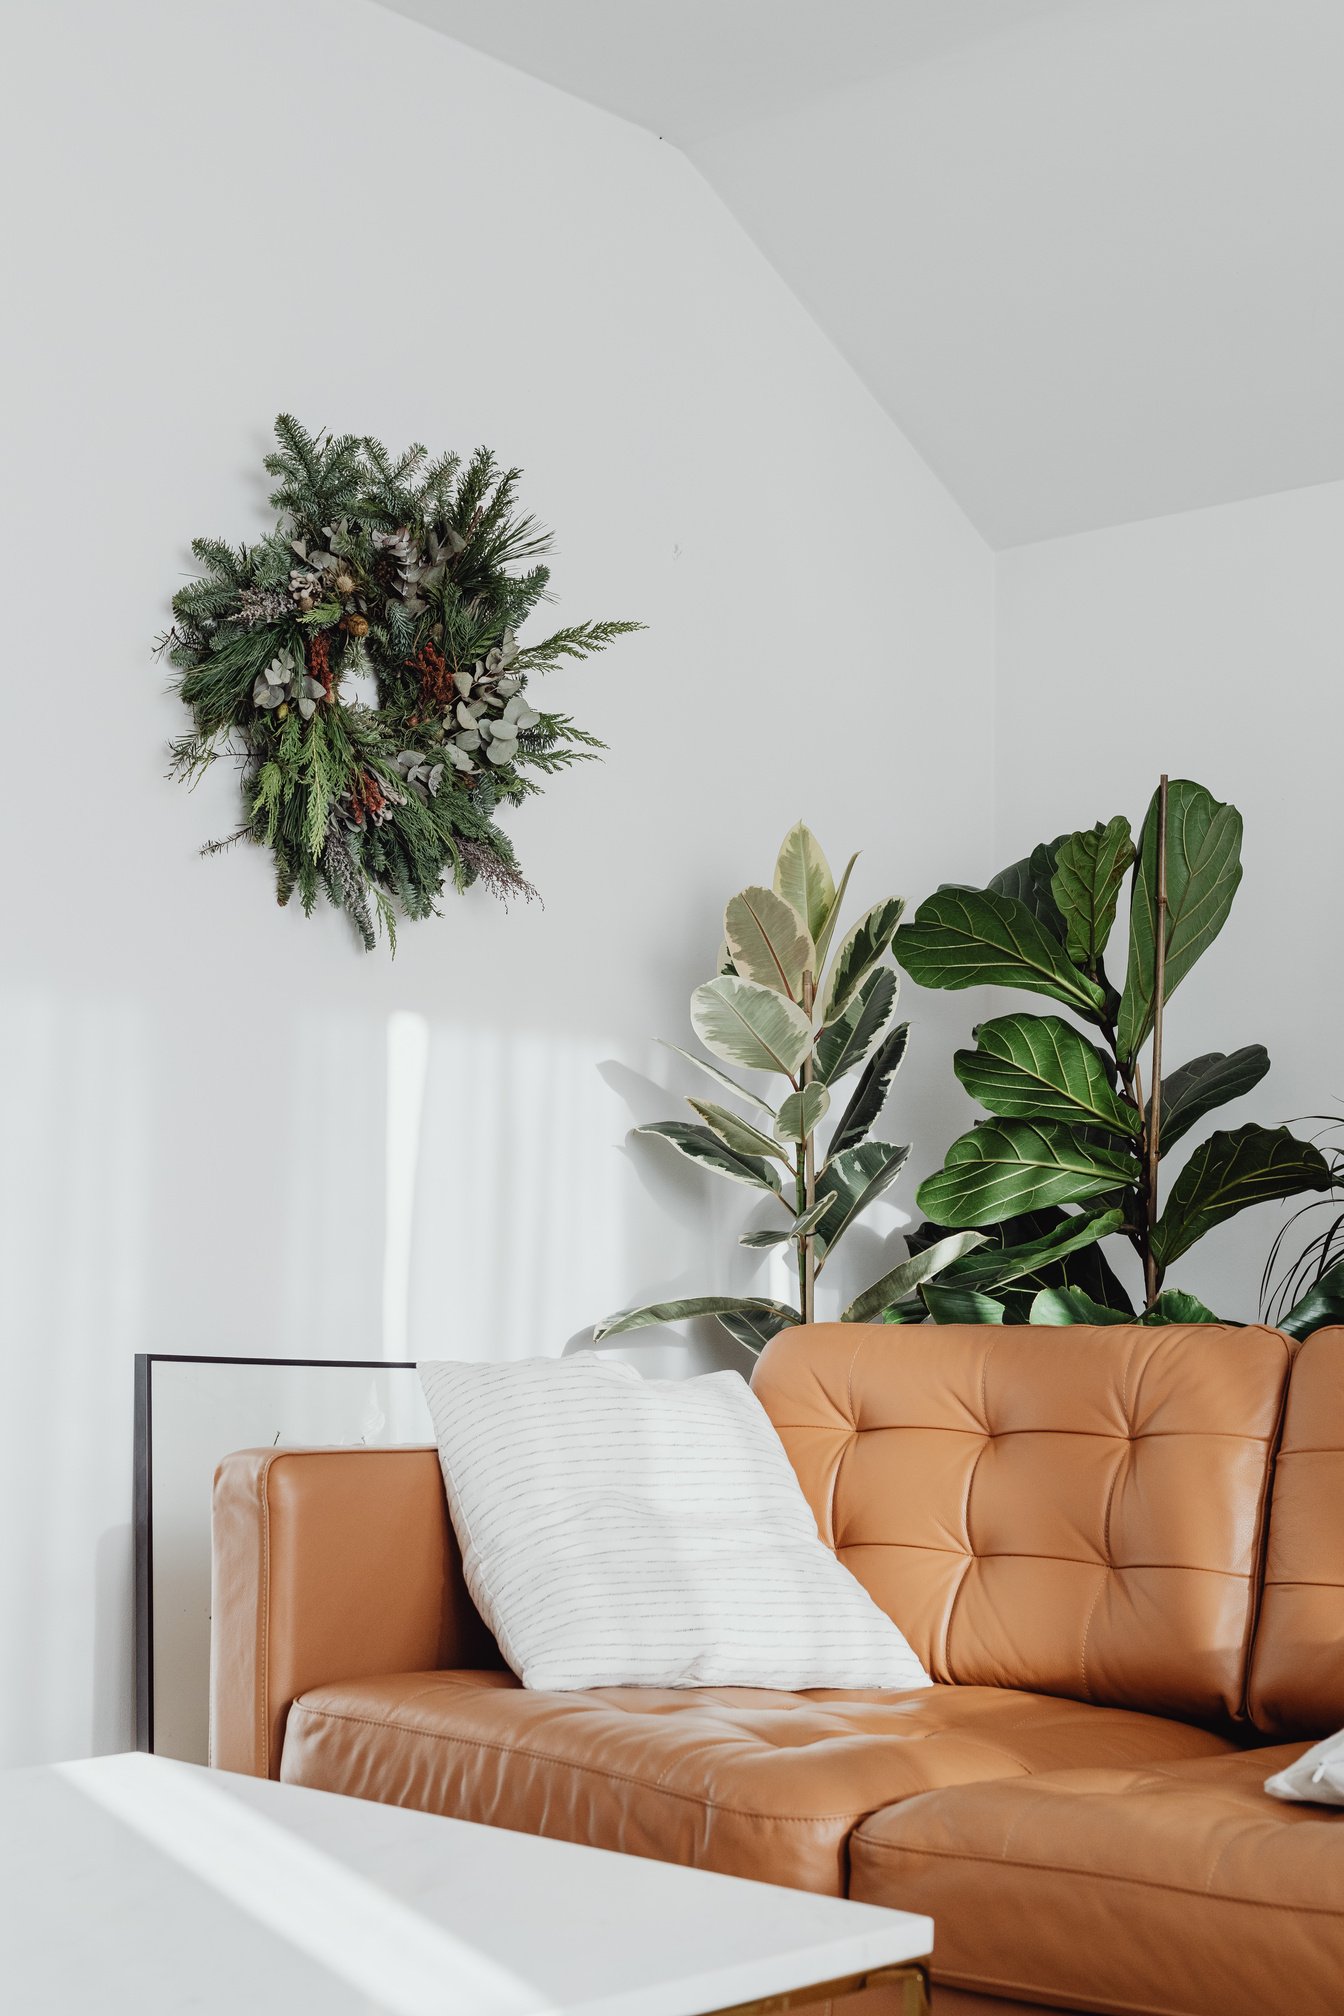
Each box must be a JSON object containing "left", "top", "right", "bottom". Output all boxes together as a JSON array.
[{"left": 211, "top": 1322, "right": 1344, "bottom": 2016}]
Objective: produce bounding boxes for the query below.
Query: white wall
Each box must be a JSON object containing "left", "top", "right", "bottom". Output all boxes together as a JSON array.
[
  {"left": 995, "top": 478, "right": 1344, "bottom": 1319},
  {"left": 0, "top": 0, "right": 994, "bottom": 1765}
]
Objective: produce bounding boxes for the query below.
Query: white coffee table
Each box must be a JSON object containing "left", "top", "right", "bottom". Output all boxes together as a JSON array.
[{"left": 1, "top": 1753, "right": 932, "bottom": 2016}]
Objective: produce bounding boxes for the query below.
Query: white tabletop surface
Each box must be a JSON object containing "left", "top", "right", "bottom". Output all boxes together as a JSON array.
[{"left": 0, "top": 1753, "right": 932, "bottom": 2016}]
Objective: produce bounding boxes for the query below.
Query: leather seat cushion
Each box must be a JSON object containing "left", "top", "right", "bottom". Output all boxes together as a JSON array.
[
  {"left": 280, "top": 1670, "right": 1231, "bottom": 1896},
  {"left": 851, "top": 1744, "right": 1344, "bottom": 2015}
]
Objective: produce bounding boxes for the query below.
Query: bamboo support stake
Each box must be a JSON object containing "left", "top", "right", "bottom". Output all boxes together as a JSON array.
[
  {"left": 800, "top": 970, "right": 816, "bottom": 1325},
  {"left": 1144, "top": 774, "right": 1170, "bottom": 1307}
]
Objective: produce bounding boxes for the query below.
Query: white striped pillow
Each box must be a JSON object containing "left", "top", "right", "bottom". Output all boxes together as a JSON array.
[{"left": 417, "top": 1353, "right": 931, "bottom": 1693}]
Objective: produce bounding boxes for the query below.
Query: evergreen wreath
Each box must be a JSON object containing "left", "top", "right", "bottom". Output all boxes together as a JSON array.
[{"left": 161, "top": 416, "right": 641, "bottom": 950}]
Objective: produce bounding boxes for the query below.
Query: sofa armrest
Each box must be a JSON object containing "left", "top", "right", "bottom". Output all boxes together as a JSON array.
[{"left": 210, "top": 1445, "right": 502, "bottom": 1778}]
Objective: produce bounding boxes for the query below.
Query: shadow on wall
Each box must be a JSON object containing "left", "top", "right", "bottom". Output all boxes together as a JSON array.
[{"left": 0, "top": 978, "right": 777, "bottom": 1764}]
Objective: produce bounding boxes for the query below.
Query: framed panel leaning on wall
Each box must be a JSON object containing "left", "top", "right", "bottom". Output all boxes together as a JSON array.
[{"left": 133, "top": 1354, "right": 433, "bottom": 1765}]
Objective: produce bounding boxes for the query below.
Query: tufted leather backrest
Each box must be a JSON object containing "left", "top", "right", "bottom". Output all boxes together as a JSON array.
[
  {"left": 752, "top": 1321, "right": 1293, "bottom": 1723},
  {"left": 1248, "top": 1325, "right": 1344, "bottom": 1737}
]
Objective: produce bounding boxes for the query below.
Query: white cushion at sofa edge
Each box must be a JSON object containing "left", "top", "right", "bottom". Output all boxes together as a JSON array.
[{"left": 417, "top": 1352, "right": 932, "bottom": 1695}]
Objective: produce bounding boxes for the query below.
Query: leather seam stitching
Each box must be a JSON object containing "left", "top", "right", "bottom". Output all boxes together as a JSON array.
[
  {"left": 285, "top": 1703, "right": 886, "bottom": 1825},
  {"left": 765, "top": 1422, "right": 1279, "bottom": 1443},
  {"left": 258, "top": 1451, "right": 279, "bottom": 1778},
  {"left": 851, "top": 1840, "right": 1344, "bottom": 1915},
  {"left": 932, "top": 1965, "right": 1203, "bottom": 2016},
  {"left": 838, "top": 1541, "right": 1250, "bottom": 1576}
]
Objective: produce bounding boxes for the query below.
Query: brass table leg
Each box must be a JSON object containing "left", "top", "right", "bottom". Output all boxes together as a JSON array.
[
  {"left": 866, "top": 1959, "right": 932, "bottom": 2015},
  {"left": 709, "top": 1955, "right": 932, "bottom": 2016}
]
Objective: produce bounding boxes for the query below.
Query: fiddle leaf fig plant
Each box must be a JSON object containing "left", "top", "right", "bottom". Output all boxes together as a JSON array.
[
  {"left": 595, "top": 824, "right": 982, "bottom": 1353},
  {"left": 894, "top": 777, "right": 1331, "bottom": 1323}
]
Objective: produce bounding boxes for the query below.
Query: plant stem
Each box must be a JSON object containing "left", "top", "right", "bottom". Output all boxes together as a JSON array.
[
  {"left": 1144, "top": 773, "right": 1170, "bottom": 1308},
  {"left": 800, "top": 970, "right": 817, "bottom": 1324}
]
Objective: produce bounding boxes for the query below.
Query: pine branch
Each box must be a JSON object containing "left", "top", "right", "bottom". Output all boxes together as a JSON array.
[{"left": 517, "top": 618, "right": 644, "bottom": 669}]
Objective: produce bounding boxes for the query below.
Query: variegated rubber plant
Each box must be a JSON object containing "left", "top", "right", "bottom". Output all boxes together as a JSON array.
[{"left": 594, "top": 824, "right": 982, "bottom": 1355}]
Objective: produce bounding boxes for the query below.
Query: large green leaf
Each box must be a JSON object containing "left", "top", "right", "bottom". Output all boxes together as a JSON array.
[
  {"left": 724, "top": 885, "right": 814, "bottom": 1001},
  {"left": 815, "top": 967, "right": 898, "bottom": 1084},
  {"left": 716, "top": 1303, "right": 801, "bottom": 1355},
  {"left": 895, "top": 887, "right": 1108, "bottom": 1021},
  {"left": 636, "top": 1121, "right": 782, "bottom": 1194},
  {"left": 818, "top": 898, "right": 905, "bottom": 1025},
  {"left": 686, "top": 1100, "right": 789, "bottom": 1164},
  {"left": 1280, "top": 1256, "right": 1344, "bottom": 1341},
  {"left": 1117, "top": 781, "right": 1244, "bottom": 1062},
  {"left": 922, "top": 1286, "right": 1006, "bottom": 1324},
  {"left": 828, "top": 1023, "right": 910, "bottom": 1159},
  {"left": 774, "top": 1083, "right": 831, "bottom": 1143},
  {"left": 988, "top": 838, "right": 1069, "bottom": 938},
  {"left": 690, "top": 975, "right": 812, "bottom": 1078},
  {"left": 772, "top": 823, "right": 835, "bottom": 942},
  {"left": 658, "top": 1041, "right": 777, "bottom": 1119},
  {"left": 814, "top": 1140, "right": 911, "bottom": 1255},
  {"left": 953, "top": 1014, "right": 1139, "bottom": 1137},
  {"left": 594, "top": 1294, "right": 799, "bottom": 1342},
  {"left": 1151, "top": 1123, "right": 1331, "bottom": 1267},
  {"left": 841, "top": 1231, "right": 987, "bottom": 1322},
  {"left": 937, "top": 1206, "right": 1124, "bottom": 1292},
  {"left": 740, "top": 1193, "right": 837, "bottom": 1248},
  {"left": 1143, "top": 1289, "right": 1225, "bottom": 1325},
  {"left": 1028, "top": 1286, "right": 1131, "bottom": 1325},
  {"left": 917, "top": 1120, "right": 1136, "bottom": 1227},
  {"left": 1051, "top": 817, "right": 1134, "bottom": 973},
  {"left": 1149, "top": 1046, "right": 1270, "bottom": 1153},
  {"left": 922, "top": 1204, "right": 1135, "bottom": 1319},
  {"left": 813, "top": 853, "right": 858, "bottom": 972},
  {"left": 1034, "top": 1283, "right": 1225, "bottom": 1327}
]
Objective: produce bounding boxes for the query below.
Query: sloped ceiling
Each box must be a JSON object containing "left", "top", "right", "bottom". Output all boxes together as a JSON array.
[{"left": 379, "top": 1, "right": 1344, "bottom": 548}]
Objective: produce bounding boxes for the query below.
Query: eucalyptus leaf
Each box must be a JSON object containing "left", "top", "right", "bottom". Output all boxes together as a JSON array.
[
  {"left": 841, "top": 1231, "right": 987, "bottom": 1323},
  {"left": 829, "top": 1023, "right": 911, "bottom": 1158},
  {"left": 815, "top": 967, "right": 898, "bottom": 1084},
  {"left": 775, "top": 1084, "right": 831, "bottom": 1144},
  {"left": 917, "top": 1119, "right": 1136, "bottom": 1228},
  {"left": 1151, "top": 1123, "right": 1331, "bottom": 1267},
  {"left": 896, "top": 887, "right": 1108, "bottom": 1021},
  {"left": 636, "top": 1121, "right": 782, "bottom": 1194},
  {"left": 772, "top": 823, "right": 835, "bottom": 942},
  {"left": 921, "top": 1286, "right": 1006, "bottom": 1324},
  {"left": 690, "top": 975, "right": 812, "bottom": 1078},
  {"left": 687, "top": 1099, "right": 789, "bottom": 1164},
  {"left": 1051, "top": 817, "right": 1134, "bottom": 973},
  {"left": 740, "top": 1193, "right": 837, "bottom": 1247},
  {"left": 1149, "top": 1046, "right": 1270, "bottom": 1153},
  {"left": 724, "top": 885, "right": 815, "bottom": 1001},
  {"left": 658, "top": 1040, "right": 776, "bottom": 1119},
  {"left": 815, "top": 1140, "right": 911, "bottom": 1254},
  {"left": 593, "top": 1294, "right": 800, "bottom": 1342},
  {"left": 1117, "top": 781, "right": 1244, "bottom": 1062},
  {"left": 818, "top": 897, "right": 906, "bottom": 1025},
  {"left": 954, "top": 1014, "right": 1140, "bottom": 1137}
]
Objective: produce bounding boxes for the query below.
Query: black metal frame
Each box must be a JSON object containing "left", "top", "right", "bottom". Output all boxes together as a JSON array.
[{"left": 133, "top": 1352, "right": 418, "bottom": 1754}]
